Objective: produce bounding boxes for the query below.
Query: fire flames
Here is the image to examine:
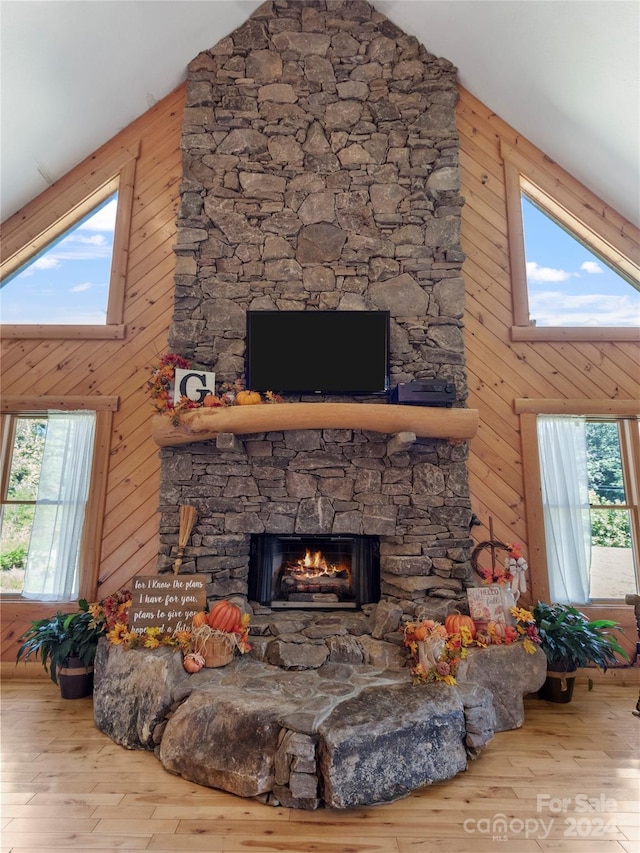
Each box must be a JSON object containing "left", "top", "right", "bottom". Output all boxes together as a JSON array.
[{"left": 291, "top": 549, "right": 349, "bottom": 580}]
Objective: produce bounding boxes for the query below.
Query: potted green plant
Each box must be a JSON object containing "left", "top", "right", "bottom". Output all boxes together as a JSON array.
[
  {"left": 533, "top": 601, "right": 628, "bottom": 703},
  {"left": 16, "top": 599, "right": 104, "bottom": 698}
]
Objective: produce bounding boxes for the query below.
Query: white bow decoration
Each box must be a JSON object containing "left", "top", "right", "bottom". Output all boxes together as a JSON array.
[{"left": 506, "top": 555, "right": 528, "bottom": 600}]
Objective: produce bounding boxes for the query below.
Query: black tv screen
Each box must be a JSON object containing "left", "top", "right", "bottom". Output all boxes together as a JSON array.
[{"left": 246, "top": 310, "right": 390, "bottom": 395}]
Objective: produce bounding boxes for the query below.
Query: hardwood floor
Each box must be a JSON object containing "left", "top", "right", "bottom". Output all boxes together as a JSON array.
[{"left": 1, "top": 677, "right": 638, "bottom": 852}]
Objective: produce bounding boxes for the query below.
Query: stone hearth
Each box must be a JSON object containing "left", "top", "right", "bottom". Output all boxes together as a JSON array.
[{"left": 94, "top": 636, "right": 547, "bottom": 809}]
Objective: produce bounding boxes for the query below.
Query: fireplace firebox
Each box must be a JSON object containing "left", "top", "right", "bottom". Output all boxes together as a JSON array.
[{"left": 249, "top": 534, "right": 380, "bottom": 610}]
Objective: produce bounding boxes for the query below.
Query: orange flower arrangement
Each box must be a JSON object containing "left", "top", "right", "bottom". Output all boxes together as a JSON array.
[
  {"left": 89, "top": 589, "right": 191, "bottom": 652},
  {"left": 402, "top": 619, "right": 467, "bottom": 685},
  {"left": 403, "top": 606, "right": 541, "bottom": 685},
  {"left": 145, "top": 353, "right": 202, "bottom": 424}
]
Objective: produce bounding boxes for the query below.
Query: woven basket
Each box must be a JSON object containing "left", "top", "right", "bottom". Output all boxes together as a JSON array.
[{"left": 202, "top": 634, "right": 234, "bottom": 668}]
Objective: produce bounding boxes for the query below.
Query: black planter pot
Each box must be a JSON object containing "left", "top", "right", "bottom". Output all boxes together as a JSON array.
[
  {"left": 538, "top": 668, "right": 577, "bottom": 703},
  {"left": 57, "top": 656, "right": 94, "bottom": 699}
]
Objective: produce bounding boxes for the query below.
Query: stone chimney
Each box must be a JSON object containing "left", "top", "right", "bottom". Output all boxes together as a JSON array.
[{"left": 158, "top": 0, "right": 473, "bottom": 622}]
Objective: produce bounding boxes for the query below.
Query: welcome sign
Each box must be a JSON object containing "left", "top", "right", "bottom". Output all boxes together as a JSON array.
[{"left": 128, "top": 575, "right": 207, "bottom": 634}]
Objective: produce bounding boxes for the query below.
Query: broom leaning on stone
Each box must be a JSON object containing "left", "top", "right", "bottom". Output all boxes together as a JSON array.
[{"left": 173, "top": 505, "right": 197, "bottom": 574}]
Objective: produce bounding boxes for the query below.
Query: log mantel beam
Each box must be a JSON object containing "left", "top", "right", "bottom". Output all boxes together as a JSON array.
[{"left": 151, "top": 403, "right": 479, "bottom": 447}]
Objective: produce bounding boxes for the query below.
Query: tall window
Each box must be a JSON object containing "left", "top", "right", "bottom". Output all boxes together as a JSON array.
[
  {"left": 587, "top": 420, "right": 638, "bottom": 599},
  {"left": 537, "top": 415, "right": 639, "bottom": 603},
  {"left": 0, "top": 412, "right": 96, "bottom": 599}
]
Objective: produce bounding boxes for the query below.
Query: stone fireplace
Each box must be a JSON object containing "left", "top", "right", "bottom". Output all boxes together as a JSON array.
[
  {"left": 95, "top": 2, "right": 550, "bottom": 810},
  {"left": 157, "top": 0, "right": 473, "bottom": 625}
]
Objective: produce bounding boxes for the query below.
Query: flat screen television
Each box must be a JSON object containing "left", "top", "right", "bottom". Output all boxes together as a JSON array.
[{"left": 246, "top": 310, "right": 390, "bottom": 395}]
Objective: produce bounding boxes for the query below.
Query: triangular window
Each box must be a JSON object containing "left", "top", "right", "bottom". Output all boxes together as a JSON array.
[
  {"left": 1, "top": 193, "right": 118, "bottom": 325},
  {"left": 502, "top": 142, "right": 639, "bottom": 341},
  {"left": 1, "top": 144, "right": 137, "bottom": 339},
  {"left": 521, "top": 193, "right": 640, "bottom": 328}
]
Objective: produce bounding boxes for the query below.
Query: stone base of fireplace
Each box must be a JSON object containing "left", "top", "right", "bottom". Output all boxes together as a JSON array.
[{"left": 93, "top": 639, "right": 546, "bottom": 810}]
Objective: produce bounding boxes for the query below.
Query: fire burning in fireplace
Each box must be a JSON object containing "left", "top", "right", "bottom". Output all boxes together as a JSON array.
[
  {"left": 290, "top": 549, "right": 351, "bottom": 580},
  {"left": 280, "top": 547, "right": 352, "bottom": 601},
  {"left": 248, "top": 534, "right": 380, "bottom": 609}
]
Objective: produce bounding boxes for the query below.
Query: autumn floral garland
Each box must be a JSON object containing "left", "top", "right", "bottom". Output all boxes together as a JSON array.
[
  {"left": 146, "top": 353, "right": 282, "bottom": 425},
  {"left": 402, "top": 619, "right": 467, "bottom": 685},
  {"left": 88, "top": 590, "right": 191, "bottom": 651},
  {"left": 402, "top": 607, "right": 541, "bottom": 685}
]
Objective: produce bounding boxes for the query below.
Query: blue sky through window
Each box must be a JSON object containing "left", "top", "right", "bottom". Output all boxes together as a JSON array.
[
  {"left": 0, "top": 193, "right": 117, "bottom": 325},
  {"left": 521, "top": 195, "right": 640, "bottom": 327}
]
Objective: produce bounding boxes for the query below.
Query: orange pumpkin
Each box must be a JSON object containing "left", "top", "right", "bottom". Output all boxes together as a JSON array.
[
  {"left": 183, "top": 652, "right": 205, "bottom": 673},
  {"left": 207, "top": 600, "right": 242, "bottom": 633},
  {"left": 413, "top": 625, "right": 429, "bottom": 641},
  {"left": 487, "top": 620, "right": 507, "bottom": 643},
  {"left": 203, "top": 394, "right": 224, "bottom": 408},
  {"left": 236, "top": 390, "right": 262, "bottom": 405},
  {"left": 444, "top": 613, "right": 477, "bottom": 639},
  {"left": 192, "top": 611, "right": 208, "bottom": 629}
]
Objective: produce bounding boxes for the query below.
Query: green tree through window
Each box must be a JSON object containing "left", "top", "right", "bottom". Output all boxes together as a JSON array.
[
  {"left": 585, "top": 420, "right": 636, "bottom": 598},
  {"left": 0, "top": 417, "right": 47, "bottom": 592}
]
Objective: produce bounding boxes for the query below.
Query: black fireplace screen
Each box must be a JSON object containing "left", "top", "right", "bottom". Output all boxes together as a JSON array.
[{"left": 249, "top": 534, "right": 380, "bottom": 609}]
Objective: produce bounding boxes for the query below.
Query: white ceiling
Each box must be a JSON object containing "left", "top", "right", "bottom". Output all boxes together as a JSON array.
[{"left": 1, "top": 0, "right": 638, "bottom": 226}]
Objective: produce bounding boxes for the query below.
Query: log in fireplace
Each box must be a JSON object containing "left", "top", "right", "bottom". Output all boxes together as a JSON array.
[{"left": 249, "top": 534, "right": 380, "bottom": 610}]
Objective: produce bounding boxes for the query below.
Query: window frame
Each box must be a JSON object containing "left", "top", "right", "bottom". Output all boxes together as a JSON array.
[
  {"left": 516, "top": 398, "right": 640, "bottom": 609},
  {"left": 502, "top": 140, "right": 640, "bottom": 343},
  {"left": 0, "top": 414, "right": 46, "bottom": 591},
  {"left": 0, "top": 144, "right": 138, "bottom": 340},
  {"left": 0, "top": 396, "right": 118, "bottom": 603}
]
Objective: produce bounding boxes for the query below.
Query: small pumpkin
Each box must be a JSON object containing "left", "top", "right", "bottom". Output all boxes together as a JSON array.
[
  {"left": 207, "top": 600, "right": 242, "bottom": 633},
  {"left": 183, "top": 652, "right": 205, "bottom": 673},
  {"left": 192, "top": 611, "right": 208, "bottom": 629},
  {"left": 444, "top": 613, "right": 477, "bottom": 639},
  {"left": 236, "top": 390, "right": 262, "bottom": 405},
  {"left": 203, "top": 394, "right": 224, "bottom": 408},
  {"left": 504, "top": 625, "right": 519, "bottom": 644},
  {"left": 487, "top": 620, "right": 507, "bottom": 643},
  {"left": 413, "top": 625, "right": 429, "bottom": 641},
  {"left": 475, "top": 630, "right": 491, "bottom": 646}
]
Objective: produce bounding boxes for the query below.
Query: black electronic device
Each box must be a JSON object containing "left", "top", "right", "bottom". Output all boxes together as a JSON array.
[
  {"left": 246, "top": 310, "right": 390, "bottom": 395},
  {"left": 390, "top": 381, "right": 457, "bottom": 407}
]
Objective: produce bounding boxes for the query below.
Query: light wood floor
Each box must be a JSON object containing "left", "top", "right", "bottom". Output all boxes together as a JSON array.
[{"left": 1, "top": 677, "right": 639, "bottom": 853}]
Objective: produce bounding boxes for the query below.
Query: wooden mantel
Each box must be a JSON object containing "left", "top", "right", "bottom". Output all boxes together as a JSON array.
[{"left": 151, "top": 403, "right": 479, "bottom": 447}]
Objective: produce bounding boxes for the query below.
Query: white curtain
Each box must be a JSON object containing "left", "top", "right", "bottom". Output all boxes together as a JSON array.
[
  {"left": 22, "top": 411, "right": 96, "bottom": 600},
  {"left": 537, "top": 415, "right": 591, "bottom": 604}
]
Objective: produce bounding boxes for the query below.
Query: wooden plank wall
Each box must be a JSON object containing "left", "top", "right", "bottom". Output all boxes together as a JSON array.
[
  {"left": 458, "top": 87, "right": 640, "bottom": 620},
  {"left": 1, "top": 88, "right": 184, "bottom": 661},
  {"left": 2, "top": 83, "right": 638, "bottom": 662}
]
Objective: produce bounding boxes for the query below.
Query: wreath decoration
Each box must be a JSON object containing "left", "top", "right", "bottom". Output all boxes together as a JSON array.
[{"left": 471, "top": 539, "right": 513, "bottom": 586}]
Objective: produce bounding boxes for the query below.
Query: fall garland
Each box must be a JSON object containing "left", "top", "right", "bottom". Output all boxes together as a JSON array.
[{"left": 146, "top": 353, "right": 282, "bottom": 425}]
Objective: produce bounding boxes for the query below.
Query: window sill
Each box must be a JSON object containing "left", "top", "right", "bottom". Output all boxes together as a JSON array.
[
  {"left": 1, "top": 324, "right": 126, "bottom": 340},
  {"left": 510, "top": 325, "right": 640, "bottom": 343}
]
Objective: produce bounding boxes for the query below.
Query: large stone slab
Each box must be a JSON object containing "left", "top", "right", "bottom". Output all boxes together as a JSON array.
[
  {"left": 159, "top": 688, "right": 296, "bottom": 797},
  {"left": 93, "top": 641, "right": 187, "bottom": 749},
  {"left": 457, "top": 644, "right": 547, "bottom": 730},
  {"left": 317, "top": 683, "right": 467, "bottom": 808}
]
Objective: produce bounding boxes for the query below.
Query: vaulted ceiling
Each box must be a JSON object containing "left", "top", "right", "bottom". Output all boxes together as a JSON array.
[{"left": 1, "top": 1, "right": 638, "bottom": 226}]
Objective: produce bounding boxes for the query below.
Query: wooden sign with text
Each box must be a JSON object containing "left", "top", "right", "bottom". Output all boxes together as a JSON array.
[{"left": 129, "top": 575, "right": 207, "bottom": 634}]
